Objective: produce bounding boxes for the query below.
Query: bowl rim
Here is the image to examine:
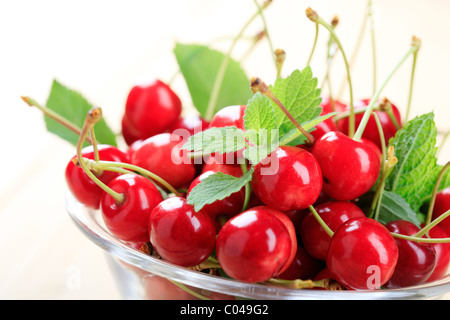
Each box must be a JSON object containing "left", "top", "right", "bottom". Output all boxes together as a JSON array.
[{"left": 66, "top": 191, "right": 450, "bottom": 300}]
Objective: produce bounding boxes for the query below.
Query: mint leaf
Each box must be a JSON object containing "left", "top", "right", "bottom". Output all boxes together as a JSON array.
[
  {"left": 270, "top": 67, "right": 322, "bottom": 137},
  {"left": 376, "top": 191, "right": 423, "bottom": 226},
  {"left": 385, "top": 112, "right": 438, "bottom": 212},
  {"left": 182, "top": 126, "right": 247, "bottom": 155},
  {"left": 243, "top": 92, "right": 278, "bottom": 143},
  {"left": 45, "top": 80, "right": 117, "bottom": 147},
  {"left": 173, "top": 43, "right": 253, "bottom": 120},
  {"left": 187, "top": 168, "right": 254, "bottom": 212}
]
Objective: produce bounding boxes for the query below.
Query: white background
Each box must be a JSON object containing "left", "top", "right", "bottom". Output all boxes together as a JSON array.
[{"left": 0, "top": 0, "right": 449, "bottom": 299}]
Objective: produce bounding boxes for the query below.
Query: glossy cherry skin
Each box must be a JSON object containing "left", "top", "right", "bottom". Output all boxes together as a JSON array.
[
  {"left": 326, "top": 217, "right": 399, "bottom": 290},
  {"left": 338, "top": 98, "right": 402, "bottom": 150},
  {"left": 123, "top": 79, "right": 182, "bottom": 144},
  {"left": 300, "top": 201, "right": 366, "bottom": 261},
  {"left": 149, "top": 197, "right": 216, "bottom": 267},
  {"left": 432, "top": 187, "right": 450, "bottom": 235},
  {"left": 131, "top": 133, "right": 196, "bottom": 189},
  {"left": 100, "top": 173, "right": 164, "bottom": 243},
  {"left": 310, "top": 96, "right": 342, "bottom": 141},
  {"left": 385, "top": 220, "right": 437, "bottom": 288},
  {"left": 216, "top": 206, "right": 293, "bottom": 283},
  {"left": 251, "top": 146, "right": 323, "bottom": 211},
  {"left": 207, "top": 105, "right": 246, "bottom": 165},
  {"left": 311, "top": 131, "right": 382, "bottom": 201},
  {"left": 423, "top": 224, "right": 450, "bottom": 282},
  {"left": 169, "top": 112, "right": 210, "bottom": 138},
  {"left": 276, "top": 246, "right": 323, "bottom": 281},
  {"left": 187, "top": 170, "right": 245, "bottom": 231},
  {"left": 65, "top": 144, "right": 130, "bottom": 210}
]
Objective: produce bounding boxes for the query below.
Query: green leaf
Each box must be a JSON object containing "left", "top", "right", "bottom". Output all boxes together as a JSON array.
[
  {"left": 385, "top": 112, "right": 438, "bottom": 212},
  {"left": 173, "top": 43, "right": 253, "bottom": 120},
  {"left": 45, "top": 79, "right": 117, "bottom": 147},
  {"left": 181, "top": 126, "right": 247, "bottom": 155},
  {"left": 243, "top": 92, "right": 278, "bottom": 142},
  {"left": 187, "top": 168, "right": 254, "bottom": 212},
  {"left": 270, "top": 67, "right": 322, "bottom": 136},
  {"left": 376, "top": 191, "right": 423, "bottom": 226}
]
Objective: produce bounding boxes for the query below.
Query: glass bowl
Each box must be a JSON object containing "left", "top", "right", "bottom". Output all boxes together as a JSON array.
[{"left": 66, "top": 191, "right": 450, "bottom": 300}]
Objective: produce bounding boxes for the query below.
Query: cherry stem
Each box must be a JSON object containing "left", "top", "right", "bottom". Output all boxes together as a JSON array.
[
  {"left": 306, "top": 7, "right": 355, "bottom": 138},
  {"left": 76, "top": 108, "right": 124, "bottom": 204},
  {"left": 321, "top": 15, "right": 340, "bottom": 111},
  {"left": 436, "top": 131, "right": 449, "bottom": 158},
  {"left": 240, "top": 162, "right": 252, "bottom": 212},
  {"left": 79, "top": 158, "right": 181, "bottom": 197},
  {"left": 250, "top": 77, "right": 315, "bottom": 147},
  {"left": 267, "top": 278, "right": 342, "bottom": 290},
  {"left": 307, "top": 21, "right": 319, "bottom": 66},
  {"left": 167, "top": 280, "right": 212, "bottom": 301},
  {"left": 392, "top": 214, "right": 450, "bottom": 243},
  {"left": 21, "top": 96, "right": 93, "bottom": 144},
  {"left": 336, "top": 2, "right": 369, "bottom": 100},
  {"left": 423, "top": 161, "right": 450, "bottom": 227},
  {"left": 205, "top": 0, "right": 272, "bottom": 121},
  {"left": 308, "top": 205, "right": 334, "bottom": 238},
  {"left": 404, "top": 43, "right": 419, "bottom": 122},
  {"left": 379, "top": 98, "right": 401, "bottom": 130},
  {"left": 253, "top": 0, "right": 276, "bottom": 68},
  {"left": 275, "top": 48, "right": 286, "bottom": 79},
  {"left": 369, "top": 146, "right": 398, "bottom": 221},
  {"left": 332, "top": 103, "right": 380, "bottom": 123},
  {"left": 240, "top": 30, "right": 266, "bottom": 63},
  {"left": 353, "top": 36, "right": 421, "bottom": 142}
]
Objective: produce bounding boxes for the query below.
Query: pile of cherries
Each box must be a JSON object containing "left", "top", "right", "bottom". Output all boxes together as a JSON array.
[{"left": 65, "top": 77, "right": 450, "bottom": 293}]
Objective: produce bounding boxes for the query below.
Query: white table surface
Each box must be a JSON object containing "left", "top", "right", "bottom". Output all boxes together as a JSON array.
[{"left": 1, "top": 0, "right": 449, "bottom": 300}]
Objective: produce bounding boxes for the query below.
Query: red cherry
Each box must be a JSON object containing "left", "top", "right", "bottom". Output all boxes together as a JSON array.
[
  {"left": 65, "top": 144, "right": 129, "bottom": 210},
  {"left": 207, "top": 105, "right": 246, "bottom": 165},
  {"left": 338, "top": 98, "right": 402, "bottom": 150},
  {"left": 423, "top": 224, "right": 450, "bottom": 282},
  {"left": 385, "top": 220, "right": 437, "bottom": 288},
  {"left": 300, "top": 201, "right": 366, "bottom": 261},
  {"left": 256, "top": 206, "right": 298, "bottom": 275},
  {"left": 123, "top": 79, "right": 182, "bottom": 144},
  {"left": 131, "top": 133, "right": 196, "bottom": 189},
  {"left": 100, "top": 173, "right": 164, "bottom": 243},
  {"left": 216, "top": 206, "right": 293, "bottom": 283},
  {"left": 310, "top": 96, "right": 341, "bottom": 141},
  {"left": 251, "top": 146, "right": 323, "bottom": 211},
  {"left": 149, "top": 197, "right": 216, "bottom": 267},
  {"left": 326, "top": 217, "right": 399, "bottom": 290},
  {"left": 432, "top": 187, "right": 450, "bottom": 235},
  {"left": 169, "top": 112, "right": 210, "bottom": 138},
  {"left": 311, "top": 131, "right": 382, "bottom": 201},
  {"left": 276, "top": 246, "right": 322, "bottom": 281},
  {"left": 187, "top": 170, "right": 245, "bottom": 230}
]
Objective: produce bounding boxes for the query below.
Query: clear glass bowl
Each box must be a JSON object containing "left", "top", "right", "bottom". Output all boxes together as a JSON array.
[{"left": 66, "top": 191, "right": 450, "bottom": 300}]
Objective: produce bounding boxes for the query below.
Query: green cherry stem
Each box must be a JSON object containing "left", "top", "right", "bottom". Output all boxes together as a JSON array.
[
  {"left": 205, "top": 0, "right": 272, "bottom": 121},
  {"left": 404, "top": 39, "right": 420, "bottom": 122},
  {"left": 368, "top": 146, "right": 398, "bottom": 221},
  {"left": 308, "top": 205, "right": 334, "bottom": 238},
  {"left": 76, "top": 108, "right": 124, "bottom": 205},
  {"left": 21, "top": 96, "right": 93, "bottom": 144},
  {"left": 414, "top": 209, "right": 450, "bottom": 240},
  {"left": 253, "top": 0, "right": 276, "bottom": 68},
  {"left": 267, "top": 278, "right": 337, "bottom": 290},
  {"left": 250, "top": 77, "right": 315, "bottom": 147},
  {"left": 423, "top": 161, "right": 450, "bottom": 227},
  {"left": 306, "top": 20, "right": 319, "bottom": 66},
  {"left": 79, "top": 158, "right": 181, "bottom": 197},
  {"left": 321, "top": 15, "right": 340, "bottom": 111},
  {"left": 306, "top": 7, "right": 355, "bottom": 138},
  {"left": 352, "top": 36, "right": 421, "bottom": 142},
  {"left": 240, "top": 162, "right": 252, "bottom": 212}
]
